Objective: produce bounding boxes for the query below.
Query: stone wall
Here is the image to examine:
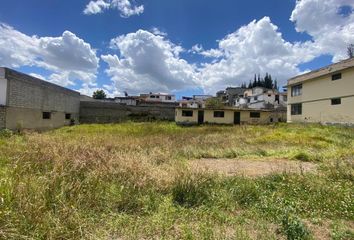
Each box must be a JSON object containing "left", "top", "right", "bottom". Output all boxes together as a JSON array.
[
  {"left": 0, "top": 106, "right": 5, "bottom": 129},
  {"left": 80, "top": 101, "right": 176, "bottom": 123}
]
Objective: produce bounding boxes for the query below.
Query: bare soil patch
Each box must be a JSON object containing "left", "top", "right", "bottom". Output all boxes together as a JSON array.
[{"left": 189, "top": 158, "right": 317, "bottom": 177}]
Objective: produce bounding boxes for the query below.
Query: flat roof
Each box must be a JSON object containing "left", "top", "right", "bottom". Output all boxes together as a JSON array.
[
  {"left": 287, "top": 57, "right": 354, "bottom": 86},
  {"left": 176, "top": 107, "right": 277, "bottom": 112}
]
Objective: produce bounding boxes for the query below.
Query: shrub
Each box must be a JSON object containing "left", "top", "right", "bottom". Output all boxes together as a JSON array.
[
  {"left": 293, "top": 152, "right": 311, "bottom": 162},
  {"left": 281, "top": 211, "right": 311, "bottom": 240},
  {"left": 171, "top": 172, "right": 218, "bottom": 208}
]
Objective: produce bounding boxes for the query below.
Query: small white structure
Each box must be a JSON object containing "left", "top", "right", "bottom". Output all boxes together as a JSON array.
[
  {"left": 177, "top": 95, "right": 212, "bottom": 109},
  {"left": 178, "top": 100, "right": 205, "bottom": 109},
  {"left": 114, "top": 97, "right": 138, "bottom": 106},
  {"left": 235, "top": 87, "right": 287, "bottom": 109},
  {"left": 140, "top": 93, "right": 176, "bottom": 103}
]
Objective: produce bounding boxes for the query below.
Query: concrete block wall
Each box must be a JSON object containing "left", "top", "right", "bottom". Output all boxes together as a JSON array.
[
  {"left": 6, "top": 69, "right": 80, "bottom": 113},
  {"left": 0, "top": 106, "right": 5, "bottom": 129},
  {"left": 80, "top": 101, "right": 176, "bottom": 124}
]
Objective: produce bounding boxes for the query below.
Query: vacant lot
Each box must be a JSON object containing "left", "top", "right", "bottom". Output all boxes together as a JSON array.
[{"left": 0, "top": 123, "right": 353, "bottom": 239}]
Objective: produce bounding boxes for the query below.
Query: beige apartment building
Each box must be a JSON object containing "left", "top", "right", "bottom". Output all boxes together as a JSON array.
[{"left": 287, "top": 58, "right": 354, "bottom": 124}]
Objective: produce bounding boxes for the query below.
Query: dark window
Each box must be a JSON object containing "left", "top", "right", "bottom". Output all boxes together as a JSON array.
[
  {"left": 156, "top": 96, "right": 160, "bottom": 98},
  {"left": 42, "top": 112, "right": 51, "bottom": 119},
  {"left": 166, "top": 96, "right": 172, "bottom": 100},
  {"left": 332, "top": 73, "right": 342, "bottom": 81},
  {"left": 214, "top": 111, "right": 225, "bottom": 118},
  {"left": 331, "top": 98, "right": 341, "bottom": 105},
  {"left": 291, "top": 104, "right": 302, "bottom": 115},
  {"left": 250, "top": 112, "right": 261, "bottom": 118},
  {"left": 291, "top": 84, "right": 302, "bottom": 96},
  {"left": 247, "top": 98, "right": 251, "bottom": 103},
  {"left": 182, "top": 110, "right": 193, "bottom": 117},
  {"left": 65, "top": 113, "right": 71, "bottom": 120},
  {"left": 270, "top": 118, "right": 273, "bottom": 122},
  {"left": 254, "top": 96, "right": 258, "bottom": 101}
]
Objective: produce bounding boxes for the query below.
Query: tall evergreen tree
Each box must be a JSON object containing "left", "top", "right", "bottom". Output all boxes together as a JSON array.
[
  {"left": 252, "top": 77, "right": 257, "bottom": 88},
  {"left": 248, "top": 80, "right": 252, "bottom": 89}
]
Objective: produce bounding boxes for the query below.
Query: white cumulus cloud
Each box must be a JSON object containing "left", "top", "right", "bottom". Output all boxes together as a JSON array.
[
  {"left": 290, "top": 0, "right": 354, "bottom": 62},
  {"left": 83, "top": 0, "right": 144, "bottom": 17},
  {"left": 0, "top": 23, "right": 99, "bottom": 88},
  {"left": 199, "top": 17, "right": 318, "bottom": 93},
  {"left": 101, "top": 30, "right": 200, "bottom": 94}
]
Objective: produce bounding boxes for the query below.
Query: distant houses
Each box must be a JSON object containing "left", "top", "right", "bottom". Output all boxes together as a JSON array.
[
  {"left": 1, "top": 58, "right": 354, "bottom": 130},
  {"left": 287, "top": 57, "right": 354, "bottom": 125}
]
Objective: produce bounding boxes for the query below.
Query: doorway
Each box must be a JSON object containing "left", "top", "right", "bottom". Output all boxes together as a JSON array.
[
  {"left": 234, "top": 112, "right": 241, "bottom": 125},
  {"left": 198, "top": 111, "right": 204, "bottom": 124}
]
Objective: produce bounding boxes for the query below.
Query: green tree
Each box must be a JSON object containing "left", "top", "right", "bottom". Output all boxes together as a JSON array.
[
  {"left": 248, "top": 80, "right": 252, "bottom": 89},
  {"left": 93, "top": 90, "right": 107, "bottom": 99}
]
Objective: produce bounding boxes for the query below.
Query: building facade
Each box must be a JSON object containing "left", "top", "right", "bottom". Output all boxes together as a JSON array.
[
  {"left": 139, "top": 93, "right": 176, "bottom": 103},
  {"left": 287, "top": 58, "right": 354, "bottom": 124},
  {"left": 0, "top": 68, "right": 80, "bottom": 130},
  {"left": 236, "top": 87, "right": 287, "bottom": 109},
  {"left": 175, "top": 107, "right": 286, "bottom": 125}
]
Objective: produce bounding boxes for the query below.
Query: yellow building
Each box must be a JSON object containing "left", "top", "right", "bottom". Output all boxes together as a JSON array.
[
  {"left": 175, "top": 107, "right": 286, "bottom": 125},
  {"left": 287, "top": 58, "right": 354, "bottom": 124}
]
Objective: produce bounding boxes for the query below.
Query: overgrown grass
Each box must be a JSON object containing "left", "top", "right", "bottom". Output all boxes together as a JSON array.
[{"left": 0, "top": 123, "right": 353, "bottom": 239}]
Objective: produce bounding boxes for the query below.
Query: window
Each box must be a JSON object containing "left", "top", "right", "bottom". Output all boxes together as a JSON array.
[
  {"left": 182, "top": 110, "right": 193, "bottom": 117},
  {"left": 291, "top": 104, "right": 302, "bottom": 115},
  {"left": 331, "top": 98, "right": 341, "bottom": 105},
  {"left": 291, "top": 84, "right": 302, "bottom": 96},
  {"left": 42, "top": 112, "right": 51, "bottom": 119},
  {"left": 150, "top": 95, "right": 156, "bottom": 98},
  {"left": 213, "top": 111, "right": 225, "bottom": 118},
  {"left": 65, "top": 113, "right": 71, "bottom": 120},
  {"left": 332, "top": 73, "right": 342, "bottom": 81},
  {"left": 254, "top": 96, "right": 258, "bottom": 101},
  {"left": 250, "top": 112, "right": 261, "bottom": 118},
  {"left": 156, "top": 96, "right": 160, "bottom": 99},
  {"left": 166, "top": 96, "right": 172, "bottom": 100}
]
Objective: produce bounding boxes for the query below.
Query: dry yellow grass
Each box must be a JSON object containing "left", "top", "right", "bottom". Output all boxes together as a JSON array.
[{"left": 0, "top": 122, "right": 353, "bottom": 239}]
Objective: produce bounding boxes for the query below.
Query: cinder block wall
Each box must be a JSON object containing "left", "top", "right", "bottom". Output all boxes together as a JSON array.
[
  {"left": 4, "top": 68, "right": 80, "bottom": 130},
  {"left": 6, "top": 69, "right": 80, "bottom": 113},
  {"left": 0, "top": 106, "right": 5, "bottom": 129},
  {"left": 80, "top": 101, "right": 176, "bottom": 123}
]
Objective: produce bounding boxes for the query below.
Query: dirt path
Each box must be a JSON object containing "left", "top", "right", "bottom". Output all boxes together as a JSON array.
[{"left": 189, "top": 158, "right": 317, "bottom": 177}]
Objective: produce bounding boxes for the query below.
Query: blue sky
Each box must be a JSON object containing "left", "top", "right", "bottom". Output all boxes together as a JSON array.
[{"left": 0, "top": 0, "right": 353, "bottom": 98}]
